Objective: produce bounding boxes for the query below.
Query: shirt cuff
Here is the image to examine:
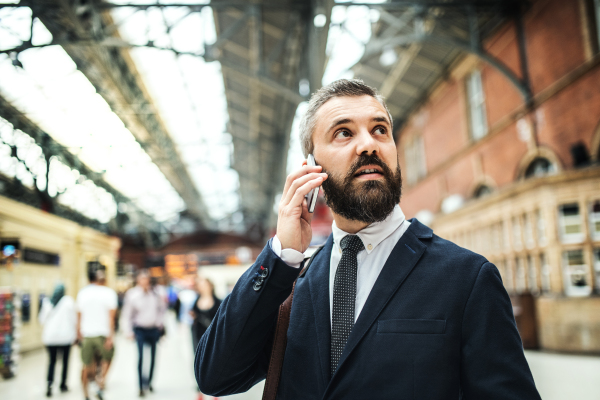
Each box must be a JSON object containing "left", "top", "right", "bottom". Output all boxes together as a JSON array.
[{"left": 271, "top": 235, "right": 304, "bottom": 269}]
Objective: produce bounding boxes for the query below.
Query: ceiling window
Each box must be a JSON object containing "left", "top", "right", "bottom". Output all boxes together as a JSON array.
[
  {"left": 466, "top": 69, "right": 488, "bottom": 141},
  {"left": 404, "top": 135, "right": 427, "bottom": 185},
  {"left": 562, "top": 249, "right": 591, "bottom": 297},
  {"left": 558, "top": 203, "right": 585, "bottom": 243}
]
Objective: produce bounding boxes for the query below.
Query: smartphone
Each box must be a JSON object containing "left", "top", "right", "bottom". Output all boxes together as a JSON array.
[{"left": 306, "top": 154, "right": 320, "bottom": 213}]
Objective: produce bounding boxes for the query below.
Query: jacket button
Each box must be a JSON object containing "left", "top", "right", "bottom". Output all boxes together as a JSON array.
[
  {"left": 253, "top": 282, "right": 262, "bottom": 291},
  {"left": 260, "top": 267, "right": 269, "bottom": 278}
]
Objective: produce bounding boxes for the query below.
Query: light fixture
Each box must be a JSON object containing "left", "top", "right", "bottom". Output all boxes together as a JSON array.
[
  {"left": 314, "top": 13, "right": 327, "bottom": 28},
  {"left": 379, "top": 47, "right": 398, "bottom": 67}
]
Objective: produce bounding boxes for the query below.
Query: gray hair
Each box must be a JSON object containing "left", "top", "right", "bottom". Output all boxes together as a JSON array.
[{"left": 299, "top": 79, "right": 393, "bottom": 157}]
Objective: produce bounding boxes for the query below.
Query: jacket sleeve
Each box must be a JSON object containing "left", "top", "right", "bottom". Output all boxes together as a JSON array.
[
  {"left": 194, "top": 242, "right": 302, "bottom": 396},
  {"left": 460, "top": 262, "right": 541, "bottom": 399}
]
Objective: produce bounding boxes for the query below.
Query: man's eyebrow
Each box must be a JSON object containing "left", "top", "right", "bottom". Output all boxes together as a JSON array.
[
  {"left": 327, "top": 118, "right": 352, "bottom": 132},
  {"left": 372, "top": 116, "right": 390, "bottom": 125}
]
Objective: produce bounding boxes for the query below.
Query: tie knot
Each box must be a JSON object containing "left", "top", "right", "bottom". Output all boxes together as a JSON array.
[{"left": 340, "top": 235, "right": 364, "bottom": 254}]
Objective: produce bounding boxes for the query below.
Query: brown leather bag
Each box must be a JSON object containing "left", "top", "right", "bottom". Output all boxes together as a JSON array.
[{"left": 262, "top": 246, "right": 324, "bottom": 400}]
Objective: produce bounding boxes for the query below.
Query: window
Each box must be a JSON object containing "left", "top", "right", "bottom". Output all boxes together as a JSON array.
[
  {"left": 466, "top": 69, "right": 488, "bottom": 141},
  {"left": 524, "top": 157, "right": 556, "bottom": 178},
  {"left": 503, "top": 259, "right": 515, "bottom": 292},
  {"left": 536, "top": 209, "right": 547, "bottom": 246},
  {"left": 527, "top": 255, "right": 538, "bottom": 294},
  {"left": 474, "top": 184, "right": 492, "bottom": 198},
  {"left": 540, "top": 253, "right": 551, "bottom": 293},
  {"left": 590, "top": 200, "right": 600, "bottom": 241},
  {"left": 512, "top": 216, "right": 522, "bottom": 250},
  {"left": 592, "top": 0, "right": 600, "bottom": 52},
  {"left": 404, "top": 135, "right": 427, "bottom": 185},
  {"left": 562, "top": 249, "right": 591, "bottom": 296},
  {"left": 558, "top": 203, "right": 585, "bottom": 243},
  {"left": 594, "top": 248, "right": 600, "bottom": 293},
  {"left": 523, "top": 213, "right": 535, "bottom": 249},
  {"left": 502, "top": 220, "right": 510, "bottom": 251},
  {"left": 515, "top": 257, "right": 527, "bottom": 294}
]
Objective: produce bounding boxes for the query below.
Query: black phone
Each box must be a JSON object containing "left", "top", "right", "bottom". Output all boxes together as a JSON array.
[{"left": 306, "top": 154, "right": 320, "bottom": 213}]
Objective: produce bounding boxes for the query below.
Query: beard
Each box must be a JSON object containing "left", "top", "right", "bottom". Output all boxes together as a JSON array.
[{"left": 320, "top": 153, "right": 402, "bottom": 224}]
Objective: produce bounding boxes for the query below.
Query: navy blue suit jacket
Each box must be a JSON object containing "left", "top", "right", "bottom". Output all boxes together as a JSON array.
[{"left": 195, "top": 219, "right": 541, "bottom": 399}]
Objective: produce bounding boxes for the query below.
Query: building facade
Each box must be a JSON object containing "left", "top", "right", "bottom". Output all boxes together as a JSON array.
[{"left": 395, "top": 0, "right": 600, "bottom": 352}]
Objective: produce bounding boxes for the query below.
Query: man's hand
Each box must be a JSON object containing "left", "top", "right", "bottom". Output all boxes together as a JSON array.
[
  {"left": 104, "top": 336, "right": 114, "bottom": 350},
  {"left": 277, "top": 163, "right": 327, "bottom": 253}
]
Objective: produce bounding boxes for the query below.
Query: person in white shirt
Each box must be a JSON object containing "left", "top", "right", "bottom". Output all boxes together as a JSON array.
[
  {"left": 121, "top": 270, "right": 166, "bottom": 397},
  {"left": 39, "top": 283, "right": 76, "bottom": 397},
  {"left": 76, "top": 268, "right": 118, "bottom": 400}
]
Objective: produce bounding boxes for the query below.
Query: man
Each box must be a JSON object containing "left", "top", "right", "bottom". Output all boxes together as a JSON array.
[
  {"left": 195, "top": 79, "right": 541, "bottom": 399},
  {"left": 121, "top": 270, "right": 166, "bottom": 397},
  {"left": 76, "top": 267, "right": 117, "bottom": 400}
]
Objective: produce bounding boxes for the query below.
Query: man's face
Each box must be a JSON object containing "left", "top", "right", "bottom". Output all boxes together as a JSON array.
[
  {"left": 137, "top": 274, "right": 150, "bottom": 290},
  {"left": 312, "top": 95, "right": 402, "bottom": 223}
]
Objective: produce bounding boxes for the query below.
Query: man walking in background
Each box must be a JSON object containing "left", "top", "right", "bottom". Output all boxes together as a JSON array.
[
  {"left": 76, "top": 267, "right": 117, "bottom": 400},
  {"left": 122, "top": 270, "right": 166, "bottom": 397}
]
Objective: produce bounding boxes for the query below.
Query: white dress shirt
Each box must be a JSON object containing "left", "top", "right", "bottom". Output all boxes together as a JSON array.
[{"left": 272, "top": 205, "right": 410, "bottom": 323}]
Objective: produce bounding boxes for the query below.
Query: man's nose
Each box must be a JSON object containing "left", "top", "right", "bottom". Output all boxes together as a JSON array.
[{"left": 355, "top": 129, "right": 379, "bottom": 156}]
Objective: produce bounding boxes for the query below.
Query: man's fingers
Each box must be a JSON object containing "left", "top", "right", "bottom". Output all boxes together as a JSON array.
[
  {"left": 282, "top": 164, "right": 322, "bottom": 199},
  {"left": 281, "top": 172, "right": 327, "bottom": 206},
  {"left": 288, "top": 176, "right": 325, "bottom": 210},
  {"left": 301, "top": 197, "right": 314, "bottom": 224}
]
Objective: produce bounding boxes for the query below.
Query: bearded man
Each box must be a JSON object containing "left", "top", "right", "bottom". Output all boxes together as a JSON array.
[{"left": 195, "top": 79, "right": 541, "bottom": 399}]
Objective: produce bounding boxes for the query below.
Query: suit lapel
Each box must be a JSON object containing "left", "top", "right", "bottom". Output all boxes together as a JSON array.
[
  {"left": 330, "top": 222, "right": 428, "bottom": 384},
  {"left": 304, "top": 234, "right": 333, "bottom": 386}
]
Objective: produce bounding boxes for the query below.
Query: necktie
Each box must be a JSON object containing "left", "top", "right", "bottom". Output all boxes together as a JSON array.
[{"left": 331, "top": 234, "right": 364, "bottom": 377}]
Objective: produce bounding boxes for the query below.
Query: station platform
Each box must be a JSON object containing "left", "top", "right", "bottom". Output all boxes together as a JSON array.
[{"left": 0, "top": 312, "right": 599, "bottom": 400}]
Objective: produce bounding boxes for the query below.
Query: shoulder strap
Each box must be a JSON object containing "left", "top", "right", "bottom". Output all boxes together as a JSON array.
[{"left": 262, "top": 245, "right": 324, "bottom": 400}]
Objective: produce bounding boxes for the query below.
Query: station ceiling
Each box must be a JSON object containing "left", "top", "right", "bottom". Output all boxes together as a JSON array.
[{"left": 0, "top": 0, "right": 518, "bottom": 244}]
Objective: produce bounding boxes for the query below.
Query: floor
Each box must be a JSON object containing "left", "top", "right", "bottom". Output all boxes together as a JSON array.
[
  {"left": 1, "top": 314, "right": 599, "bottom": 400},
  {"left": 0, "top": 313, "right": 263, "bottom": 400}
]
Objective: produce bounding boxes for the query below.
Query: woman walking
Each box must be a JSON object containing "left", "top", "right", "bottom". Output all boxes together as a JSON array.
[
  {"left": 190, "top": 276, "right": 221, "bottom": 356},
  {"left": 39, "top": 283, "right": 77, "bottom": 397}
]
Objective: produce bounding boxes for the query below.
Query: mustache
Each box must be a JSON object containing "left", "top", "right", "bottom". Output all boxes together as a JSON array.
[{"left": 346, "top": 153, "right": 393, "bottom": 180}]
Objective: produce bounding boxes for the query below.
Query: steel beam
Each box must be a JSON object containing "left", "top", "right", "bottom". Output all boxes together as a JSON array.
[{"left": 26, "top": 0, "right": 213, "bottom": 227}]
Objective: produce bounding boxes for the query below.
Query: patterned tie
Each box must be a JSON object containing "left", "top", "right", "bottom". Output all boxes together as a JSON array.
[{"left": 331, "top": 234, "right": 364, "bottom": 377}]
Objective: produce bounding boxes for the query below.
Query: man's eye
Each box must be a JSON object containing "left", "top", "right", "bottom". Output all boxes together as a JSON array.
[
  {"left": 335, "top": 130, "right": 351, "bottom": 138},
  {"left": 373, "top": 126, "right": 386, "bottom": 135}
]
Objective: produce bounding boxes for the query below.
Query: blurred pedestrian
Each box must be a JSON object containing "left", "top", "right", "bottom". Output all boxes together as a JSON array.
[
  {"left": 121, "top": 270, "right": 166, "bottom": 397},
  {"left": 76, "top": 268, "right": 117, "bottom": 400},
  {"left": 190, "top": 276, "right": 221, "bottom": 356},
  {"left": 38, "top": 283, "right": 76, "bottom": 397}
]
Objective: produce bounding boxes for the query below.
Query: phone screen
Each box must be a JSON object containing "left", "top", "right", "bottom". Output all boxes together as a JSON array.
[{"left": 306, "top": 154, "right": 320, "bottom": 213}]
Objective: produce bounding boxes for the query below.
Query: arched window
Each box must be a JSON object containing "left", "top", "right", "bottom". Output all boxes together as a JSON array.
[
  {"left": 524, "top": 157, "right": 556, "bottom": 178},
  {"left": 473, "top": 184, "right": 493, "bottom": 198}
]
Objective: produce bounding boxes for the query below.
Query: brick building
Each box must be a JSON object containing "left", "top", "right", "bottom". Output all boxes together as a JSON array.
[{"left": 356, "top": 0, "right": 600, "bottom": 352}]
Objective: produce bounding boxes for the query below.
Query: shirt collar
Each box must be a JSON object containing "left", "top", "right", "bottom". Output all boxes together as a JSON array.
[{"left": 331, "top": 205, "right": 406, "bottom": 255}]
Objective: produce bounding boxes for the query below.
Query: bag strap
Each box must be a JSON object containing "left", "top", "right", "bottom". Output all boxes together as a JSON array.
[{"left": 262, "top": 245, "right": 324, "bottom": 400}]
